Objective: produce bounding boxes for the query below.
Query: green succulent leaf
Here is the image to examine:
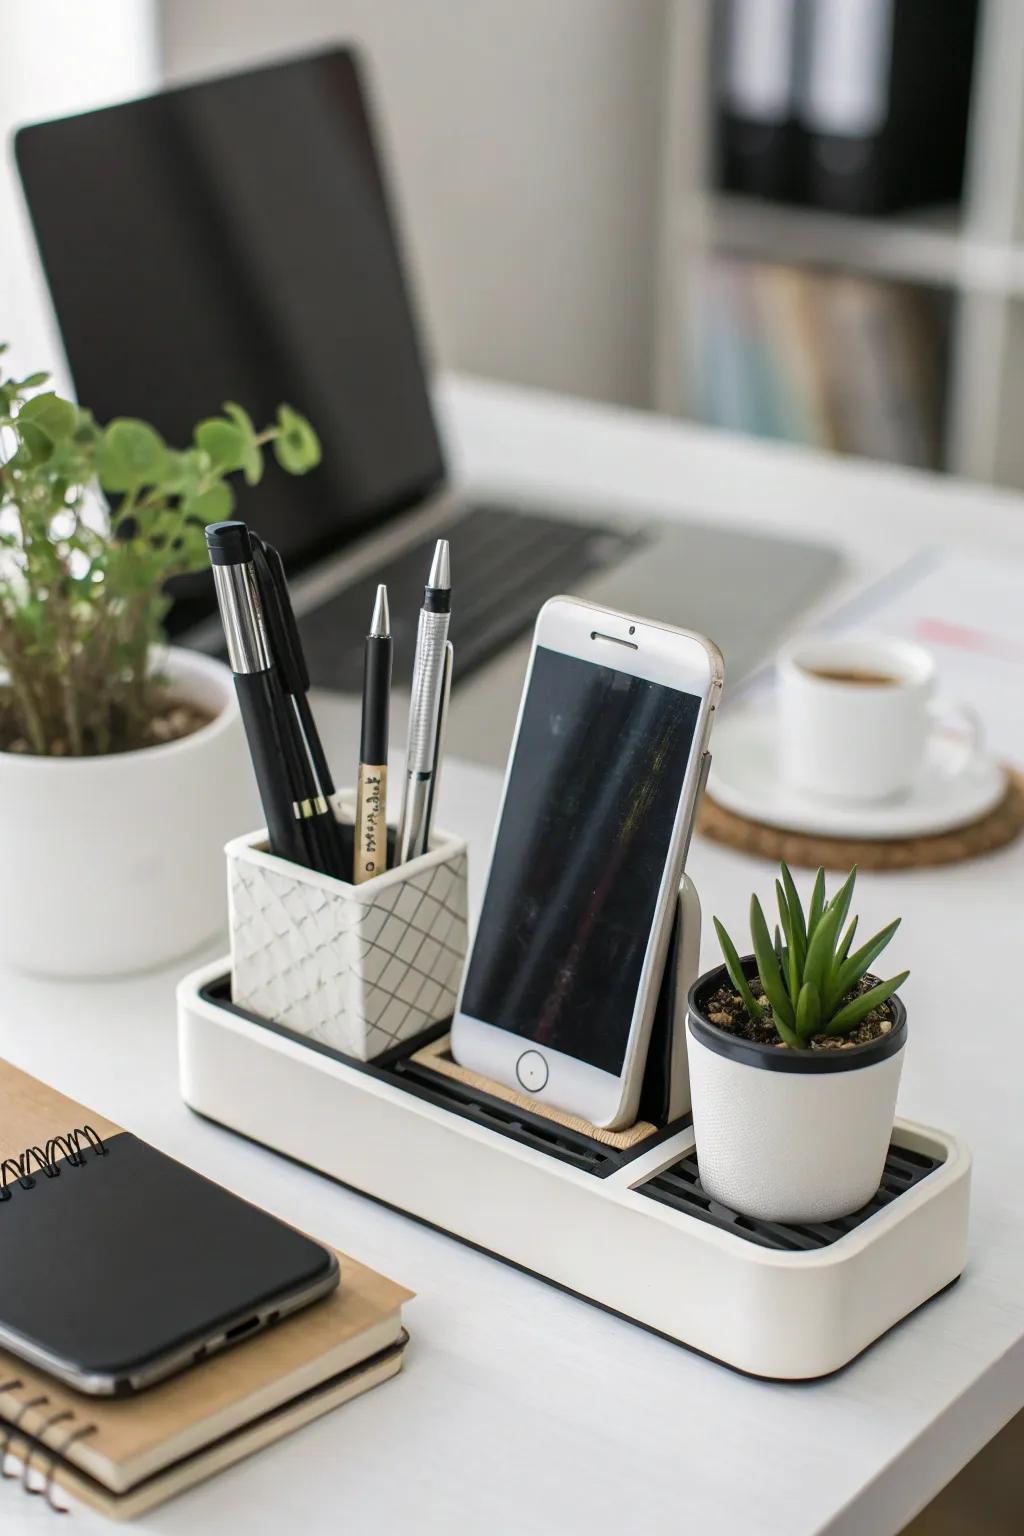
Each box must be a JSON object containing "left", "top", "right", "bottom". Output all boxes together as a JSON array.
[
  {"left": 806, "top": 867, "right": 826, "bottom": 940},
  {"left": 775, "top": 880, "right": 801, "bottom": 1003},
  {"left": 803, "top": 887, "right": 848, "bottom": 999},
  {"left": 836, "top": 916, "right": 858, "bottom": 965},
  {"left": 825, "top": 971, "right": 909, "bottom": 1036},
  {"left": 779, "top": 862, "right": 807, "bottom": 966},
  {"left": 824, "top": 916, "right": 860, "bottom": 1014},
  {"left": 812, "top": 867, "right": 858, "bottom": 1008},
  {"left": 795, "top": 981, "right": 821, "bottom": 1043},
  {"left": 713, "top": 917, "right": 762, "bottom": 1025},
  {"left": 832, "top": 918, "right": 901, "bottom": 1005},
  {"left": 272, "top": 404, "right": 321, "bottom": 475},
  {"left": 773, "top": 1014, "right": 802, "bottom": 1050},
  {"left": 831, "top": 865, "right": 857, "bottom": 935},
  {"left": 750, "top": 894, "right": 795, "bottom": 1032},
  {"left": 97, "top": 419, "right": 170, "bottom": 491}
]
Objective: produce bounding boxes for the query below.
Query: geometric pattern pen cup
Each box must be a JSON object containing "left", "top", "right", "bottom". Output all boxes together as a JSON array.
[{"left": 227, "top": 808, "right": 468, "bottom": 1062}]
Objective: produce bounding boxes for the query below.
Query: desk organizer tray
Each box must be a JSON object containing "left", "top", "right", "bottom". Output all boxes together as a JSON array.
[{"left": 177, "top": 960, "right": 971, "bottom": 1381}]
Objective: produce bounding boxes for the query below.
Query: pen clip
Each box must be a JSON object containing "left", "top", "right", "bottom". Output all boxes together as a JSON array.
[
  {"left": 251, "top": 539, "right": 309, "bottom": 696},
  {"left": 423, "top": 641, "right": 453, "bottom": 849}
]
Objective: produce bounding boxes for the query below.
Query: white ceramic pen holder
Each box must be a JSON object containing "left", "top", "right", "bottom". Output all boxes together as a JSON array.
[{"left": 226, "top": 805, "right": 469, "bottom": 1061}]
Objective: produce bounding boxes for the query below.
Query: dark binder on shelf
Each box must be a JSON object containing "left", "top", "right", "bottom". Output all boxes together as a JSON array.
[
  {"left": 715, "top": 0, "right": 802, "bottom": 201},
  {"left": 798, "top": 0, "right": 979, "bottom": 215}
]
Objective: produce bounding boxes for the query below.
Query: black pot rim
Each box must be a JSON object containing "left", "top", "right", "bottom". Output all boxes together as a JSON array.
[{"left": 687, "top": 956, "right": 908, "bottom": 1074}]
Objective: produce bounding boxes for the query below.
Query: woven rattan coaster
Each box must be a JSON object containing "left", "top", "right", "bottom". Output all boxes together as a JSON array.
[
  {"left": 409, "top": 1035, "right": 658, "bottom": 1150},
  {"left": 696, "top": 768, "right": 1024, "bottom": 871}
]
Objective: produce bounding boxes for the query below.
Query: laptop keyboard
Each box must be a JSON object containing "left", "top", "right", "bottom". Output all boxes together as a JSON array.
[{"left": 298, "top": 501, "right": 645, "bottom": 693}]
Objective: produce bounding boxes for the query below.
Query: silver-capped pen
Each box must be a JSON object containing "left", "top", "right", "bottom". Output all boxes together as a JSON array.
[{"left": 397, "top": 540, "right": 451, "bottom": 863}]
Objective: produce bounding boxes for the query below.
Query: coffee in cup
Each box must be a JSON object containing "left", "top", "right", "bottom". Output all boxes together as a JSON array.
[{"left": 777, "top": 635, "right": 980, "bottom": 803}]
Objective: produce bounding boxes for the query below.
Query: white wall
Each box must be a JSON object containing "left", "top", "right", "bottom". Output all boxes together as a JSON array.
[
  {"left": 0, "top": 1, "right": 160, "bottom": 389},
  {"left": 160, "top": 0, "right": 669, "bottom": 408}
]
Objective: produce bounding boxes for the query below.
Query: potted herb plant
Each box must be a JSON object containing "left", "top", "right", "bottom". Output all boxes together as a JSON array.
[
  {"left": 0, "top": 349, "right": 320, "bottom": 976},
  {"left": 687, "top": 864, "right": 909, "bottom": 1224}
]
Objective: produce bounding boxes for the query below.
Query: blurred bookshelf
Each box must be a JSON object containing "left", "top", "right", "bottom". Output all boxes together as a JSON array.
[{"left": 656, "top": 0, "right": 1024, "bottom": 489}]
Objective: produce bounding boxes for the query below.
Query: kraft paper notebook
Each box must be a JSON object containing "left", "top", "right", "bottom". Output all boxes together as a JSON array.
[{"left": 0, "top": 1061, "right": 412, "bottom": 1518}]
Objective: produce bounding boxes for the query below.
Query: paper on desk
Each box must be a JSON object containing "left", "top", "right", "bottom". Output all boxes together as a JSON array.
[{"left": 741, "top": 548, "right": 1024, "bottom": 768}]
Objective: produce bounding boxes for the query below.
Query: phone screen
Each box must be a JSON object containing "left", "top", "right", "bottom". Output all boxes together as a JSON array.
[{"left": 461, "top": 646, "right": 701, "bottom": 1074}]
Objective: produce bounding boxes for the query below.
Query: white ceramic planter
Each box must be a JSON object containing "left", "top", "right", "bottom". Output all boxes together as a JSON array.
[
  {"left": 0, "top": 647, "right": 255, "bottom": 978},
  {"left": 227, "top": 812, "right": 469, "bottom": 1061},
  {"left": 687, "top": 959, "right": 907, "bottom": 1224}
]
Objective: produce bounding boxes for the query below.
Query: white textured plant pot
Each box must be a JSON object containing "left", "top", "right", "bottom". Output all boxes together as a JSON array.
[
  {"left": 228, "top": 814, "right": 468, "bottom": 1061},
  {"left": 687, "top": 959, "right": 907, "bottom": 1224},
  {"left": 0, "top": 647, "right": 255, "bottom": 978}
]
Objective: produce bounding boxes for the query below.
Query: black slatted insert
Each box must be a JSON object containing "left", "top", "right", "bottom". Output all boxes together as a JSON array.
[
  {"left": 199, "top": 977, "right": 659, "bottom": 1177},
  {"left": 200, "top": 977, "right": 939, "bottom": 1203},
  {"left": 638, "top": 1143, "right": 942, "bottom": 1251},
  {"left": 388, "top": 1050, "right": 621, "bottom": 1175}
]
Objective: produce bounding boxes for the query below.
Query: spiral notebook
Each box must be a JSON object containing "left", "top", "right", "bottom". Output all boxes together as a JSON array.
[{"left": 0, "top": 1061, "right": 412, "bottom": 1518}]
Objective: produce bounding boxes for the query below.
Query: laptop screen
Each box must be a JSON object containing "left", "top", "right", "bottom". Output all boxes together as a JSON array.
[{"left": 16, "top": 47, "right": 445, "bottom": 636}]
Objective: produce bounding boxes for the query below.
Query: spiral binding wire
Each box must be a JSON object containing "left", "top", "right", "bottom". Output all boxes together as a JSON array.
[
  {"left": 0, "top": 1125, "right": 107, "bottom": 1201},
  {"left": 0, "top": 1378, "right": 99, "bottom": 1514},
  {"left": 0, "top": 1126, "right": 107, "bottom": 1511}
]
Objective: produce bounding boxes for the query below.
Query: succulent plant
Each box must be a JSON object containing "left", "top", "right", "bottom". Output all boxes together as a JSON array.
[{"left": 713, "top": 864, "right": 908, "bottom": 1049}]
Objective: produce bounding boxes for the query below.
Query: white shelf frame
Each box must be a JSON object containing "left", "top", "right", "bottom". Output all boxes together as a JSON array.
[{"left": 656, "top": 0, "right": 1024, "bottom": 489}]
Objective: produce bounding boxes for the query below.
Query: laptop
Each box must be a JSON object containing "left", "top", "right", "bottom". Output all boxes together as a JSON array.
[{"left": 15, "top": 45, "right": 839, "bottom": 735}]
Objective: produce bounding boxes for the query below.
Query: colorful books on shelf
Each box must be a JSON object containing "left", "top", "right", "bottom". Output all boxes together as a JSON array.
[{"left": 691, "top": 255, "right": 947, "bottom": 469}]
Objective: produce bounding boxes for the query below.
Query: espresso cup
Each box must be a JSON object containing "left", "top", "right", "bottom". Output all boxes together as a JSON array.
[{"left": 777, "top": 635, "right": 980, "bottom": 803}]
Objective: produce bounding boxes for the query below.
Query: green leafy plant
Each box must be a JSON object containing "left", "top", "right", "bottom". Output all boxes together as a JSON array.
[
  {"left": 713, "top": 864, "right": 908, "bottom": 1048},
  {"left": 0, "top": 347, "right": 320, "bottom": 756}
]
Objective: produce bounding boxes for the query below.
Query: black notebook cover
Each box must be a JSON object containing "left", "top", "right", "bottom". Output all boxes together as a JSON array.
[{"left": 0, "top": 1121, "right": 337, "bottom": 1391}]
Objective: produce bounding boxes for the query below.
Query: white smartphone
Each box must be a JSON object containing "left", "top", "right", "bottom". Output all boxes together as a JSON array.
[{"left": 451, "top": 597, "right": 723, "bottom": 1130}]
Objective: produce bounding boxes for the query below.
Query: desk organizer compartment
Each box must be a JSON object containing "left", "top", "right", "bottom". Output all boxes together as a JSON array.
[
  {"left": 227, "top": 815, "right": 468, "bottom": 1060},
  {"left": 178, "top": 953, "right": 971, "bottom": 1381},
  {"left": 638, "top": 1143, "right": 944, "bottom": 1252}
]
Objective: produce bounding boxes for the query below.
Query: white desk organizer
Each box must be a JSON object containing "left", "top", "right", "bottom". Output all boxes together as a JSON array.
[{"left": 178, "top": 877, "right": 970, "bottom": 1381}]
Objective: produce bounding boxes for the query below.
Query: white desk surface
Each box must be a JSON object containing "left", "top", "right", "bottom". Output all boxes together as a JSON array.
[{"left": 2, "top": 377, "right": 1024, "bottom": 1535}]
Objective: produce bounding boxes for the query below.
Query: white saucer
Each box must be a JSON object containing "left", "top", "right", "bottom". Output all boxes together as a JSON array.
[{"left": 708, "top": 708, "right": 1007, "bottom": 840}]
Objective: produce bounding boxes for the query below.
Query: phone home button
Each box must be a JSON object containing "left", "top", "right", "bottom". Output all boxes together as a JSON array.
[{"left": 515, "top": 1050, "right": 549, "bottom": 1093}]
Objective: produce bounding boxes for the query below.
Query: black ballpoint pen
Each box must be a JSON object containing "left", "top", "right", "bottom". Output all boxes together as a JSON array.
[
  {"left": 254, "top": 539, "right": 336, "bottom": 800},
  {"left": 355, "top": 585, "right": 392, "bottom": 883},
  {"left": 205, "top": 521, "right": 311, "bottom": 868},
  {"left": 249, "top": 540, "right": 345, "bottom": 877}
]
